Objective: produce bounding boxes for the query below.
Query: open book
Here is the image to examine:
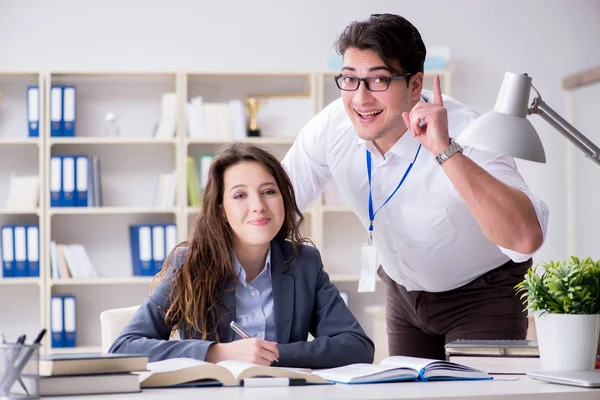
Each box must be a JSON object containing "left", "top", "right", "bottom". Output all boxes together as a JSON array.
[
  {"left": 313, "top": 356, "right": 491, "bottom": 384},
  {"left": 139, "top": 358, "right": 329, "bottom": 387}
]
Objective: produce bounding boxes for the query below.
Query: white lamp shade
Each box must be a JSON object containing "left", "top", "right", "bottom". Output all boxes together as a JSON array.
[
  {"left": 459, "top": 72, "right": 547, "bottom": 163},
  {"left": 459, "top": 110, "right": 546, "bottom": 163}
]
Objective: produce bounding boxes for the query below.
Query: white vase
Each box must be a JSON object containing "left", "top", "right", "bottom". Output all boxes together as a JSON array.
[{"left": 534, "top": 313, "right": 600, "bottom": 371}]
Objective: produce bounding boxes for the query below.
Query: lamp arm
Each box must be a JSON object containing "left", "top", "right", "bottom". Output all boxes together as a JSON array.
[{"left": 529, "top": 97, "right": 600, "bottom": 166}]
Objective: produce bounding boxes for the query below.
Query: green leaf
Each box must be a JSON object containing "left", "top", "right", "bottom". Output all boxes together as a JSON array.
[{"left": 514, "top": 257, "right": 600, "bottom": 314}]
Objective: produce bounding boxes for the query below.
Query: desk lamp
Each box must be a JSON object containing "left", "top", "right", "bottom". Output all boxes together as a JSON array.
[{"left": 459, "top": 71, "right": 600, "bottom": 166}]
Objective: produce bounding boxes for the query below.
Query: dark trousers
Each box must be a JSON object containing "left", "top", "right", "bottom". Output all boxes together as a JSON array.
[{"left": 378, "top": 258, "right": 531, "bottom": 360}]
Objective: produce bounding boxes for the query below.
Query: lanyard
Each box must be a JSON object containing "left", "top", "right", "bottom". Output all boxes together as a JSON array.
[{"left": 366, "top": 144, "right": 421, "bottom": 244}]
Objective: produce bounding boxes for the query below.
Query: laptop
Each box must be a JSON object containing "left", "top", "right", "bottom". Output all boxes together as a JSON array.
[{"left": 527, "top": 370, "right": 600, "bottom": 388}]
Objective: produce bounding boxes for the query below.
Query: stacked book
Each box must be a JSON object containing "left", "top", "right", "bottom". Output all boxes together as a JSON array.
[
  {"left": 39, "top": 353, "right": 148, "bottom": 396},
  {"left": 48, "top": 242, "right": 97, "bottom": 279},
  {"left": 444, "top": 339, "right": 540, "bottom": 375},
  {"left": 187, "top": 97, "right": 247, "bottom": 141}
]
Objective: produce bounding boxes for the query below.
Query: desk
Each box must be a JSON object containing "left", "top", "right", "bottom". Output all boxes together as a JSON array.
[{"left": 56, "top": 376, "right": 598, "bottom": 400}]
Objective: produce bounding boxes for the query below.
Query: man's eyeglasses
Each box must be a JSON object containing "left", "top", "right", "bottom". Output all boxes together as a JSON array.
[{"left": 334, "top": 73, "right": 412, "bottom": 92}]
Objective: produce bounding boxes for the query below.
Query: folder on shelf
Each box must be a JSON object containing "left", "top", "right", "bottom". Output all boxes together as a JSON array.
[
  {"left": 26, "top": 225, "right": 40, "bottom": 277},
  {"left": 13, "top": 225, "right": 27, "bottom": 278},
  {"left": 228, "top": 99, "right": 247, "bottom": 140},
  {"left": 1, "top": 225, "right": 15, "bottom": 278},
  {"left": 62, "top": 156, "right": 75, "bottom": 207},
  {"left": 155, "top": 92, "right": 177, "bottom": 139},
  {"left": 187, "top": 96, "right": 206, "bottom": 139},
  {"left": 186, "top": 157, "right": 200, "bottom": 207},
  {"left": 75, "top": 156, "right": 89, "bottom": 207},
  {"left": 56, "top": 244, "right": 72, "bottom": 279},
  {"left": 50, "top": 86, "right": 63, "bottom": 137},
  {"left": 165, "top": 224, "right": 177, "bottom": 257},
  {"left": 50, "top": 156, "right": 62, "bottom": 207},
  {"left": 49, "top": 241, "right": 60, "bottom": 279},
  {"left": 203, "top": 102, "right": 232, "bottom": 141},
  {"left": 91, "top": 156, "right": 102, "bottom": 207},
  {"left": 27, "top": 86, "right": 40, "bottom": 137},
  {"left": 63, "top": 295, "right": 77, "bottom": 347},
  {"left": 152, "top": 225, "right": 165, "bottom": 274},
  {"left": 62, "top": 86, "right": 76, "bottom": 137},
  {"left": 51, "top": 296, "right": 64, "bottom": 348},
  {"left": 130, "top": 225, "right": 153, "bottom": 276},
  {"left": 199, "top": 154, "right": 214, "bottom": 191}
]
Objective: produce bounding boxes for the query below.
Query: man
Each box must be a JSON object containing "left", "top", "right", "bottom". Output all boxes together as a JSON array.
[{"left": 282, "top": 13, "right": 549, "bottom": 360}]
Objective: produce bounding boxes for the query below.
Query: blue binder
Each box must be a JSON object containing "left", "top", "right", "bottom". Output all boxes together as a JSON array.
[
  {"left": 130, "top": 225, "right": 153, "bottom": 276},
  {"left": 62, "top": 86, "right": 76, "bottom": 137},
  {"left": 62, "top": 295, "right": 76, "bottom": 347},
  {"left": 26, "top": 225, "right": 40, "bottom": 277},
  {"left": 152, "top": 225, "right": 165, "bottom": 274},
  {"left": 50, "top": 156, "right": 62, "bottom": 207},
  {"left": 50, "top": 296, "right": 64, "bottom": 348},
  {"left": 27, "top": 86, "right": 40, "bottom": 137},
  {"left": 1, "top": 226, "right": 15, "bottom": 278},
  {"left": 164, "top": 223, "right": 177, "bottom": 262},
  {"left": 50, "top": 86, "right": 63, "bottom": 137},
  {"left": 75, "top": 155, "right": 88, "bottom": 207},
  {"left": 61, "top": 156, "right": 76, "bottom": 207},
  {"left": 13, "top": 226, "right": 27, "bottom": 278}
]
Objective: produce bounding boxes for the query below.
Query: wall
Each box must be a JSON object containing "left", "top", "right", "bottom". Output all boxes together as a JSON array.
[{"left": 2, "top": 0, "right": 600, "bottom": 262}]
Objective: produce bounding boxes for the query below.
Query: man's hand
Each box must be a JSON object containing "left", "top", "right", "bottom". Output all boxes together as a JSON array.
[
  {"left": 206, "top": 339, "right": 279, "bottom": 365},
  {"left": 402, "top": 75, "right": 450, "bottom": 155}
]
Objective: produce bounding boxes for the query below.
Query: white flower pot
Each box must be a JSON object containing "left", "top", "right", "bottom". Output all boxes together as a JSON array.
[{"left": 534, "top": 313, "right": 600, "bottom": 371}]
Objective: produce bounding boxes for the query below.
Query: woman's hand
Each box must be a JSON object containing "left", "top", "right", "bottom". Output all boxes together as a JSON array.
[{"left": 206, "top": 339, "right": 279, "bottom": 365}]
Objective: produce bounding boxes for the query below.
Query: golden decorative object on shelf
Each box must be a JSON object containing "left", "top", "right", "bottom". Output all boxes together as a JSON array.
[{"left": 245, "top": 96, "right": 262, "bottom": 137}]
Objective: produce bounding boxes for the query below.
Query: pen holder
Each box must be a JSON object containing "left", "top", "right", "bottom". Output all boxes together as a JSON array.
[{"left": 0, "top": 343, "right": 41, "bottom": 399}]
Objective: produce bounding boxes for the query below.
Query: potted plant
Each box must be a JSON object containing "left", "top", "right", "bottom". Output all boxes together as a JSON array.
[{"left": 515, "top": 256, "right": 600, "bottom": 371}]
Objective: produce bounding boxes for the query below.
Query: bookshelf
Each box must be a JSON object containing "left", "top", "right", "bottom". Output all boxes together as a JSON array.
[
  {"left": 0, "top": 69, "right": 450, "bottom": 356},
  {"left": 0, "top": 72, "right": 45, "bottom": 348}
]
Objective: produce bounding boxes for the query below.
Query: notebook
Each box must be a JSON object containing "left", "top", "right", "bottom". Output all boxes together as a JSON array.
[
  {"left": 139, "top": 358, "right": 329, "bottom": 387},
  {"left": 312, "top": 356, "right": 491, "bottom": 384},
  {"left": 527, "top": 370, "right": 600, "bottom": 388}
]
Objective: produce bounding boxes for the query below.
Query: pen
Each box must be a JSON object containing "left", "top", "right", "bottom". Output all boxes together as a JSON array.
[
  {"left": 0, "top": 329, "right": 46, "bottom": 394},
  {"left": 241, "top": 377, "right": 307, "bottom": 387},
  {"left": 229, "top": 321, "right": 279, "bottom": 363}
]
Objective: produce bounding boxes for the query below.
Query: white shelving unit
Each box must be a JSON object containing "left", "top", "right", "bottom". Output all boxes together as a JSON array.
[
  {"left": 0, "top": 72, "right": 45, "bottom": 347},
  {"left": 0, "top": 69, "right": 450, "bottom": 356}
]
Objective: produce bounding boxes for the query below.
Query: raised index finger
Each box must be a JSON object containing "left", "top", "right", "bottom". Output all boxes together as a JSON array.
[{"left": 433, "top": 75, "right": 443, "bottom": 106}]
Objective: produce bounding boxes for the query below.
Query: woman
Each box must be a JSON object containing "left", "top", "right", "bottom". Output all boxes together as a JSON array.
[{"left": 109, "top": 143, "right": 374, "bottom": 368}]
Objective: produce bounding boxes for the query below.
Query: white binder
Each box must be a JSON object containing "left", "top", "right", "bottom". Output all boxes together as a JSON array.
[
  {"left": 13, "top": 226, "right": 27, "bottom": 276},
  {"left": 152, "top": 225, "right": 165, "bottom": 272},
  {"left": 50, "top": 296, "right": 64, "bottom": 347}
]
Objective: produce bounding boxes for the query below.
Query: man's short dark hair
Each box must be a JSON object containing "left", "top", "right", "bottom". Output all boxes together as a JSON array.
[{"left": 334, "top": 14, "right": 427, "bottom": 80}]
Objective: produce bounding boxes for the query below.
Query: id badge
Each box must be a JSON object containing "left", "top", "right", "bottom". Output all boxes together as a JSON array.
[{"left": 358, "top": 243, "right": 377, "bottom": 293}]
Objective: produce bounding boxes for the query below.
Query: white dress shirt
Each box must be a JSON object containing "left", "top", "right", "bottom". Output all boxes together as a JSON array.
[
  {"left": 282, "top": 91, "right": 549, "bottom": 292},
  {"left": 234, "top": 246, "right": 277, "bottom": 342}
]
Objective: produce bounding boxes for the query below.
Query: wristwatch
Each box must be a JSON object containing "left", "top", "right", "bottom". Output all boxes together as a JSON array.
[{"left": 435, "top": 138, "right": 463, "bottom": 165}]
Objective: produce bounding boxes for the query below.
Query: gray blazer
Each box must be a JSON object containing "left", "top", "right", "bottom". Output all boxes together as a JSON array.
[{"left": 109, "top": 238, "right": 374, "bottom": 369}]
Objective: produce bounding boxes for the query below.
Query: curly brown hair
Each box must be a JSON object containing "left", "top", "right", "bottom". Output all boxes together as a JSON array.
[{"left": 155, "top": 142, "right": 309, "bottom": 341}]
